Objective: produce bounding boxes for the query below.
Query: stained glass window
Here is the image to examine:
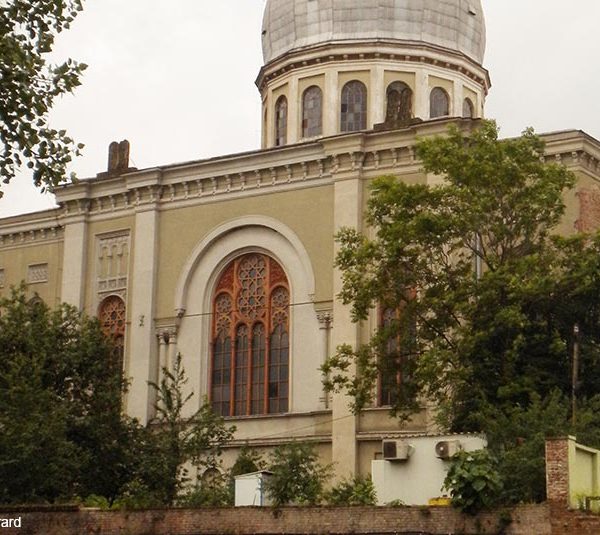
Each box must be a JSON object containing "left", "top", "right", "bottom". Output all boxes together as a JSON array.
[
  {"left": 302, "top": 86, "right": 323, "bottom": 138},
  {"left": 211, "top": 254, "right": 290, "bottom": 416},
  {"left": 463, "top": 97, "right": 475, "bottom": 118},
  {"left": 385, "top": 82, "right": 413, "bottom": 123},
  {"left": 275, "top": 96, "right": 288, "bottom": 146},
  {"left": 98, "top": 295, "right": 126, "bottom": 372},
  {"left": 341, "top": 80, "right": 367, "bottom": 132},
  {"left": 430, "top": 87, "right": 450, "bottom": 118}
]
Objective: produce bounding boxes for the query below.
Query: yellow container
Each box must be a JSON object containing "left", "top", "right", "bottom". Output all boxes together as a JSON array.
[{"left": 428, "top": 497, "right": 452, "bottom": 506}]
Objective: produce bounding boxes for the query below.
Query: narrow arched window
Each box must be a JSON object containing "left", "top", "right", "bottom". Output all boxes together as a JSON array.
[
  {"left": 386, "top": 82, "right": 413, "bottom": 123},
  {"left": 274, "top": 96, "right": 288, "bottom": 146},
  {"left": 430, "top": 87, "right": 450, "bottom": 118},
  {"left": 378, "top": 301, "right": 417, "bottom": 407},
  {"left": 341, "top": 80, "right": 367, "bottom": 132},
  {"left": 211, "top": 254, "right": 290, "bottom": 417},
  {"left": 379, "top": 307, "right": 400, "bottom": 407},
  {"left": 463, "top": 97, "right": 475, "bottom": 118},
  {"left": 302, "top": 86, "right": 323, "bottom": 138},
  {"left": 98, "top": 295, "right": 126, "bottom": 372}
]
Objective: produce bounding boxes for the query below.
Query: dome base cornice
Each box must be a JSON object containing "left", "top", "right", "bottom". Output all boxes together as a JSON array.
[{"left": 256, "top": 40, "right": 490, "bottom": 94}]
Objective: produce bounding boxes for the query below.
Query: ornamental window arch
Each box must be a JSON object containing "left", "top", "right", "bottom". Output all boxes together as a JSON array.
[
  {"left": 211, "top": 252, "right": 290, "bottom": 417},
  {"left": 98, "top": 294, "right": 126, "bottom": 372}
]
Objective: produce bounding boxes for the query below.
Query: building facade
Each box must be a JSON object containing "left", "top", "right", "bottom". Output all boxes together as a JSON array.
[{"left": 1, "top": 0, "right": 600, "bottom": 477}]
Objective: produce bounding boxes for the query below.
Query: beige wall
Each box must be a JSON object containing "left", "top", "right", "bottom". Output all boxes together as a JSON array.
[
  {"left": 0, "top": 240, "right": 64, "bottom": 306},
  {"left": 155, "top": 185, "right": 334, "bottom": 319}
]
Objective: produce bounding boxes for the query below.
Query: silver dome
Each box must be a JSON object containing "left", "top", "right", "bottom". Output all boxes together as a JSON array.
[{"left": 262, "top": 0, "right": 486, "bottom": 65}]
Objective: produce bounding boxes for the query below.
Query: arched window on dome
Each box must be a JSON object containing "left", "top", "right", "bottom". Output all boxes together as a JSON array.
[
  {"left": 98, "top": 295, "right": 126, "bottom": 372},
  {"left": 274, "top": 96, "right": 288, "bottom": 146},
  {"left": 211, "top": 253, "right": 290, "bottom": 417},
  {"left": 386, "top": 82, "right": 413, "bottom": 123},
  {"left": 430, "top": 87, "right": 450, "bottom": 119},
  {"left": 463, "top": 97, "right": 475, "bottom": 119},
  {"left": 302, "top": 86, "right": 323, "bottom": 138},
  {"left": 341, "top": 81, "right": 367, "bottom": 132}
]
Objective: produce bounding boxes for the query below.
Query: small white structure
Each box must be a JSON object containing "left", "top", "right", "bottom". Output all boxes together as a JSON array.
[
  {"left": 372, "top": 433, "right": 487, "bottom": 506},
  {"left": 234, "top": 471, "right": 274, "bottom": 507}
]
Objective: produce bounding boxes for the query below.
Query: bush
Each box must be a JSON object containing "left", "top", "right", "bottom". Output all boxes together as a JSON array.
[
  {"left": 326, "top": 475, "right": 377, "bottom": 505},
  {"left": 443, "top": 449, "right": 502, "bottom": 514},
  {"left": 265, "top": 442, "right": 332, "bottom": 506}
]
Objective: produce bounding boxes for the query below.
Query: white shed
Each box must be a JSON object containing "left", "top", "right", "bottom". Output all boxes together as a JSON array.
[{"left": 234, "top": 470, "right": 274, "bottom": 507}]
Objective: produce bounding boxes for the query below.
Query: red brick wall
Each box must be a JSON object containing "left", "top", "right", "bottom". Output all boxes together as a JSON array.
[
  {"left": 0, "top": 505, "right": 550, "bottom": 535},
  {"left": 545, "top": 437, "right": 570, "bottom": 506}
]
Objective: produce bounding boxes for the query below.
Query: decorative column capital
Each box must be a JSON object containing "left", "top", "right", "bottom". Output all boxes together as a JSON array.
[{"left": 317, "top": 311, "right": 333, "bottom": 329}]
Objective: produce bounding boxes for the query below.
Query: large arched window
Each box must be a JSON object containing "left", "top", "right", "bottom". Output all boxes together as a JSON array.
[
  {"left": 274, "top": 96, "right": 288, "bottom": 146},
  {"left": 341, "top": 80, "right": 367, "bottom": 132},
  {"left": 385, "top": 82, "right": 413, "bottom": 123},
  {"left": 99, "top": 295, "right": 126, "bottom": 371},
  {"left": 211, "top": 253, "right": 290, "bottom": 417},
  {"left": 430, "top": 87, "right": 450, "bottom": 118},
  {"left": 463, "top": 97, "right": 475, "bottom": 118},
  {"left": 302, "top": 86, "right": 323, "bottom": 138}
]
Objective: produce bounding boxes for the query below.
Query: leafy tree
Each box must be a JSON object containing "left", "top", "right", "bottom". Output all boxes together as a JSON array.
[
  {"left": 0, "top": 0, "right": 86, "bottom": 195},
  {"left": 265, "top": 442, "right": 332, "bottom": 506},
  {"left": 0, "top": 285, "right": 130, "bottom": 504},
  {"left": 131, "top": 354, "right": 235, "bottom": 506},
  {"left": 323, "top": 120, "right": 600, "bottom": 502},
  {"left": 323, "top": 121, "right": 600, "bottom": 428}
]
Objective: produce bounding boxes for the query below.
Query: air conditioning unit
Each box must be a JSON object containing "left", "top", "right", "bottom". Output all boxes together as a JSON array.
[
  {"left": 435, "top": 440, "right": 462, "bottom": 459},
  {"left": 382, "top": 440, "right": 413, "bottom": 461}
]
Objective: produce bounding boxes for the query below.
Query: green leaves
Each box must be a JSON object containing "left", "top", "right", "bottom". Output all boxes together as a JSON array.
[
  {"left": 0, "top": 0, "right": 86, "bottom": 195},
  {"left": 265, "top": 442, "right": 332, "bottom": 506},
  {"left": 324, "top": 119, "right": 600, "bottom": 433},
  {"left": 443, "top": 449, "right": 502, "bottom": 514}
]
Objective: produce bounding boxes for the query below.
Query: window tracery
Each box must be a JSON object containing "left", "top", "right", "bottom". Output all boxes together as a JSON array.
[
  {"left": 302, "top": 86, "right": 323, "bottom": 138},
  {"left": 275, "top": 96, "right": 288, "bottom": 146},
  {"left": 341, "top": 80, "right": 367, "bottom": 132},
  {"left": 98, "top": 295, "right": 126, "bottom": 371},
  {"left": 211, "top": 253, "right": 290, "bottom": 416},
  {"left": 430, "top": 87, "right": 450, "bottom": 118}
]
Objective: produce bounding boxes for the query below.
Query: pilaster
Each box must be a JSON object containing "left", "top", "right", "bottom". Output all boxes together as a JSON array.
[
  {"left": 331, "top": 174, "right": 362, "bottom": 479},
  {"left": 126, "top": 205, "right": 160, "bottom": 423},
  {"left": 61, "top": 212, "right": 88, "bottom": 309}
]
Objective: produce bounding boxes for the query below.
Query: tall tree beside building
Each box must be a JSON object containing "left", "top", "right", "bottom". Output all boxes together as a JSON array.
[{"left": 0, "top": 0, "right": 86, "bottom": 196}]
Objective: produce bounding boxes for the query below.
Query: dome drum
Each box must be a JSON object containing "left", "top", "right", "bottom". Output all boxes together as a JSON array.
[{"left": 258, "top": 0, "right": 489, "bottom": 149}]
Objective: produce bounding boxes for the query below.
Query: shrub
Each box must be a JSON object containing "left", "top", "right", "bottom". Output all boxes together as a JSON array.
[
  {"left": 443, "top": 449, "right": 502, "bottom": 514},
  {"left": 265, "top": 442, "right": 332, "bottom": 506},
  {"left": 326, "top": 475, "right": 377, "bottom": 505}
]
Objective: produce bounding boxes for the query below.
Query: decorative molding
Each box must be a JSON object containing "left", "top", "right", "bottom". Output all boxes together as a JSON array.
[
  {"left": 27, "top": 263, "right": 49, "bottom": 284},
  {"left": 0, "top": 225, "right": 63, "bottom": 250},
  {"left": 96, "top": 232, "right": 130, "bottom": 307}
]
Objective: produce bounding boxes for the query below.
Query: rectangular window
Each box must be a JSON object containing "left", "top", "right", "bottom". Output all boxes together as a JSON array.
[
  {"left": 27, "top": 263, "right": 48, "bottom": 284},
  {"left": 0, "top": 268, "right": 4, "bottom": 288}
]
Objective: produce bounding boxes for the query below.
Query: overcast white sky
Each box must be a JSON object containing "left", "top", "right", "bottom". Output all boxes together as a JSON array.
[{"left": 1, "top": 0, "right": 599, "bottom": 218}]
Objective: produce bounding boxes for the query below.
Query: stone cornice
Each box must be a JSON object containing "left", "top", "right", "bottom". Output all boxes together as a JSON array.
[
  {"left": 0, "top": 209, "right": 63, "bottom": 250},
  {"left": 2, "top": 122, "right": 599, "bottom": 249},
  {"left": 256, "top": 40, "right": 491, "bottom": 94}
]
